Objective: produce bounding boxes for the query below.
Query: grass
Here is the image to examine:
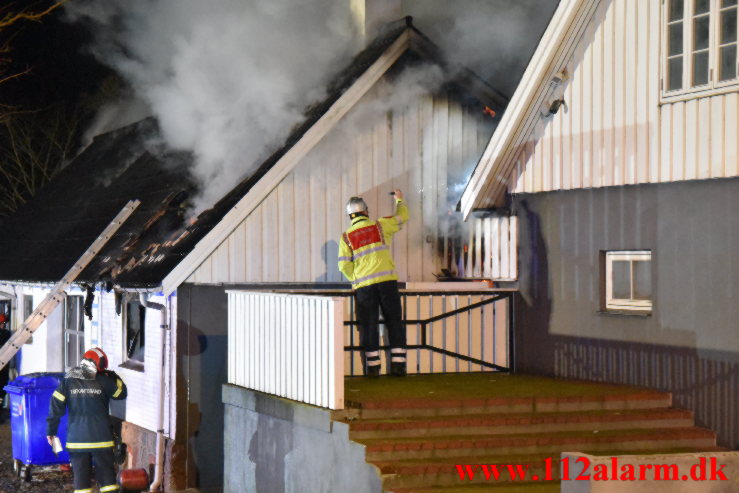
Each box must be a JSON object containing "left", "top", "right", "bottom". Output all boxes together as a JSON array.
[{"left": 345, "top": 373, "right": 657, "bottom": 403}]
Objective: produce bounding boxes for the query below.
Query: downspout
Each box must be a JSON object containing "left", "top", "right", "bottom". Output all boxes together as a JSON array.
[{"left": 140, "top": 293, "right": 168, "bottom": 492}]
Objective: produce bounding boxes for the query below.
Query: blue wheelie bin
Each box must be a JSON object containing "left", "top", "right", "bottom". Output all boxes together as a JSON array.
[{"left": 4, "top": 372, "right": 69, "bottom": 480}]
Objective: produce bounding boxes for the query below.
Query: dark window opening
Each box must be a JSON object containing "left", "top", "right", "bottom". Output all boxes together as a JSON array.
[
  {"left": 22, "top": 295, "right": 34, "bottom": 344},
  {"left": 125, "top": 299, "right": 146, "bottom": 366}
]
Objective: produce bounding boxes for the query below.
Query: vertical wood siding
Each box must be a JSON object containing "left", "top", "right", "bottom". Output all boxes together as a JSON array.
[
  {"left": 510, "top": 0, "right": 739, "bottom": 195},
  {"left": 188, "top": 83, "right": 518, "bottom": 284}
]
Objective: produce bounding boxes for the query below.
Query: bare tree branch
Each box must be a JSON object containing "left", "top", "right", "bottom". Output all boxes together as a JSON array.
[
  {"left": 0, "top": 1, "right": 89, "bottom": 217},
  {"left": 0, "top": 1, "right": 70, "bottom": 29}
]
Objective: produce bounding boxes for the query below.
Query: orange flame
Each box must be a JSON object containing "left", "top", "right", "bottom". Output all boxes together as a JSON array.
[{"left": 483, "top": 106, "right": 496, "bottom": 118}]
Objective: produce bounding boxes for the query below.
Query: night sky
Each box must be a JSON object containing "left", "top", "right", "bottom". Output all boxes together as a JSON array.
[{"left": 0, "top": 1, "right": 110, "bottom": 111}]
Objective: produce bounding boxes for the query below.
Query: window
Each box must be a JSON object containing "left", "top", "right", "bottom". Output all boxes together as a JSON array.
[
  {"left": 23, "top": 295, "right": 34, "bottom": 344},
  {"left": 64, "top": 296, "right": 85, "bottom": 369},
  {"left": 663, "top": 0, "right": 738, "bottom": 97},
  {"left": 123, "top": 298, "right": 146, "bottom": 367},
  {"left": 602, "top": 251, "right": 653, "bottom": 313}
]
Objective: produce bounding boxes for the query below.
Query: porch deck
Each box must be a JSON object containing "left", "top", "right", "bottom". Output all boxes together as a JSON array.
[{"left": 341, "top": 372, "right": 662, "bottom": 407}]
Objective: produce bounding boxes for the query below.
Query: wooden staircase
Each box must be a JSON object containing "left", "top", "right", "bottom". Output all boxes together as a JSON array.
[{"left": 333, "top": 374, "right": 723, "bottom": 493}]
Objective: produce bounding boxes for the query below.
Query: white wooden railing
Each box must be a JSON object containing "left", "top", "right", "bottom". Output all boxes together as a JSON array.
[
  {"left": 227, "top": 289, "right": 511, "bottom": 410},
  {"left": 227, "top": 291, "right": 344, "bottom": 409},
  {"left": 469, "top": 216, "right": 518, "bottom": 280}
]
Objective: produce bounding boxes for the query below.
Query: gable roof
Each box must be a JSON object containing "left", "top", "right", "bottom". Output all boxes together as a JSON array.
[
  {"left": 0, "top": 17, "right": 506, "bottom": 292},
  {"left": 460, "top": 0, "right": 600, "bottom": 217},
  {"left": 0, "top": 118, "right": 195, "bottom": 287}
]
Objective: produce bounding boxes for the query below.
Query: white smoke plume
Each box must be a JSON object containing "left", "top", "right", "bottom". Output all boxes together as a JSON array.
[
  {"left": 403, "top": 0, "right": 558, "bottom": 97},
  {"left": 64, "top": 0, "right": 359, "bottom": 212},
  {"left": 329, "top": 63, "right": 445, "bottom": 145}
]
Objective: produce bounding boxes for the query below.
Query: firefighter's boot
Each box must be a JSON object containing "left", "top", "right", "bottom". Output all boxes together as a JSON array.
[{"left": 390, "top": 361, "right": 406, "bottom": 377}]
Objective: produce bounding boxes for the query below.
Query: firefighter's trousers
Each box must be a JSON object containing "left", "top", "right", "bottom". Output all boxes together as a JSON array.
[
  {"left": 69, "top": 448, "right": 118, "bottom": 492},
  {"left": 355, "top": 280, "right": 407, "bottom": 371}
]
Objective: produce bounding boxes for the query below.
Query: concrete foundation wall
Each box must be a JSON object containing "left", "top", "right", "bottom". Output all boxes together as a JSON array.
[{"left": 223, "top": 384, "right": 383, "bottom": 493}]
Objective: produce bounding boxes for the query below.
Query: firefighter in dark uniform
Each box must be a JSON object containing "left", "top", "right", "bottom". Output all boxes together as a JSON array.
[
  {"left": 47, "top": 347, "right": 127, "bottom": 493},
  {"left": 338, "top": 189, "right": 409, "bottom": 377}
]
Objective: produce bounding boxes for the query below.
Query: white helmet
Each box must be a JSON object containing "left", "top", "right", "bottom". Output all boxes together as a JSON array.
[{"left": 345, "top": 197, "right": 368, "bottom": 216}]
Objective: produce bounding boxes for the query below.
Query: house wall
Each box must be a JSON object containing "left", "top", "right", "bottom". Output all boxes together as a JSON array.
[
  {"left": 1, "top": 284, "right": 182, "bottom": 484},
  {"left": 10, "top": 284, "right": 89, "bottom": 376},
  {"left": 513, "top": 178, "right": 739, "bottom": 448},
  {"left": 510, "top": 0, "right": 738, "bottom": 195},
  {"left": 187, "top": 82, "right": 504, "bottom": 285},
  {"left": 99, "top": 290, "right": 175, "bottom": 437},
  {"left": 175, "top": 284, "right": 229, "bottom": 492},
  {"left": 4, "top": 285, "right": 175, "bottom": 434}
]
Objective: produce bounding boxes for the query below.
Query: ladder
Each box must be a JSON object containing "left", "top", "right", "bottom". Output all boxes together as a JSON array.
[{"left": 0, "top": 200, "right": 140, "bottom": 371}]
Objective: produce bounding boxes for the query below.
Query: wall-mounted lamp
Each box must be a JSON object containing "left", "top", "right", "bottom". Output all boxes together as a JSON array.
[{"left": 548, "top": 98, "right": 567, "bottom": 115}]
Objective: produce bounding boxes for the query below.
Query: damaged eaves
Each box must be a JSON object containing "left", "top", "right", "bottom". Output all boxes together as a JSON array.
[{"left": 94, "top": 188, "right": 195, "bottom": 282}]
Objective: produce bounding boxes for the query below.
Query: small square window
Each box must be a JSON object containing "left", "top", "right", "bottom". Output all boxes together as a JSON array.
[{"left": 602, "top": 251, "right": 653, "bottom": 313}]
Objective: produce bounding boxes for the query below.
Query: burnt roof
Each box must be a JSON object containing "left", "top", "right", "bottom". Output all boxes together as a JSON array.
[{"left": 0, "top": 18, "right": 506, "bottom": 288}]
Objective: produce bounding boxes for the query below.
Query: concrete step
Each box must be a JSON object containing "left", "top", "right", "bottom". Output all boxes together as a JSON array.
[
  {"left": 361, "top": 427, "right": 717, "bottom": 462},
  {"left": 376, "top": 447, "right": 729, "bottom": 489},
  {"left": 349, "top": 408, "right": 694, "bottom": 439},
  {"left": 341, "top": 391, "right": 672, "bottom": 420},
  {"left": 379, "top": 452, "right": 556, "bottom": 489}
]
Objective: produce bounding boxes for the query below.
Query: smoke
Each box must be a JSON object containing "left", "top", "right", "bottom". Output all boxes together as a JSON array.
[
  {"left": 62, "top": 0, "right": 555, "bottom": 215},
  {"left": 329, "top": 63, "right": 445, "bottom": 145},
  {"left": 80, "top": 93, "right": 150, "bottom": 150},
  {"left": 403, "top": 0, "right": 558, "bottom": 97},
  {"left": 63, "top": 0, "right": 359, "bottom": 212}
]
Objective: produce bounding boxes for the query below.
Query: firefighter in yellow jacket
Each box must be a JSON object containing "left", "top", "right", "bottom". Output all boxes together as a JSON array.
[{"left": 338, "top": 189, "right": 409, "bottom": 377}]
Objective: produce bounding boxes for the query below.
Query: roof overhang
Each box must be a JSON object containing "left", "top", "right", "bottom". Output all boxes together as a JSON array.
[{"left": 460, "top": 0, "right": 603, "bottom": 218}]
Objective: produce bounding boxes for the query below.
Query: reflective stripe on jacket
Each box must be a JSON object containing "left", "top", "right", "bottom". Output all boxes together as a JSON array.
[
  {"left": 47, "top": 370, "right": 127, "bottom": 452},
  {"left": 338, "top": 198, "right": 409, "bottom": 289}
]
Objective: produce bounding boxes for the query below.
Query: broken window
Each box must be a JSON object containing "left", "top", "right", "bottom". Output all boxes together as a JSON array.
[
  {"left": 123, "top": 298, "right": 146, "bottom": 368},
  {"left": 602, "top": 251, "right": 653, "bottom": 314},
  {"left": 64, "top": 295, "right": 85, "bottom": 370},
  {"left": 663, "top": 0, "right": 738, "bottom": 97}
]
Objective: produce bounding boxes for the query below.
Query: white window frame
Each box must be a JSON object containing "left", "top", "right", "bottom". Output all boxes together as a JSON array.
[
  {"left": 605, "top": 250, "right": 653, "bottom": 312},
  {"left": 122, "top": 296, "right": 146, "bottom": 369},
  {"left": 22, "top": 295, "right": 34, "bottom": 345},
  {"left": 661, "top": 0, "right": 739, "bottom": 101},
  {"left": 63, "top": 295, "right": 86, "bottom": 370}
]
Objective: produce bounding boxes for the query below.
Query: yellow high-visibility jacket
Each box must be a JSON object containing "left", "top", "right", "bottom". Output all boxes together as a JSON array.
[{"left": 338, "top": 199, "right": 409, "bottom": 289}]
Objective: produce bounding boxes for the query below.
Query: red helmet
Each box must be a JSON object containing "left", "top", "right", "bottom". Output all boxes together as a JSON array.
[
  {"left": 82, "top": 347, "right": 108, "bottom": 371},
  {"left": 0, "top": 313, "right": 6, "bottom": 324}
]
